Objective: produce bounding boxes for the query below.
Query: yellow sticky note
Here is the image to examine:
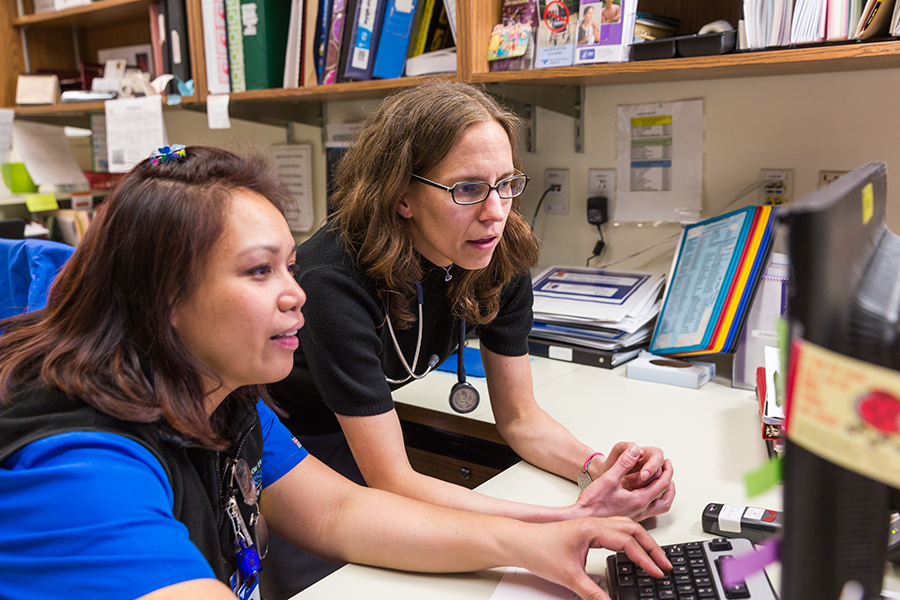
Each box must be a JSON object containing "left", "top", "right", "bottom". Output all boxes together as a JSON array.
[
  {"left": 862, "top": 183, "right": 873, "bottom": 225},
  {"left": 25, "top": 194, "right": 59, "bottom": 212}
]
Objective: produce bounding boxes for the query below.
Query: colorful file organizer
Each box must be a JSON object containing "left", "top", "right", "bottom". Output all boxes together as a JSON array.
[{"left": 649, "top": 205, "right": 777, "bottom": 356}]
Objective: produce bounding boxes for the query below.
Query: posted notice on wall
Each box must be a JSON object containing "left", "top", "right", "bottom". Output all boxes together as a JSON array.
[
  {"left": 105, "top": 95, "right": 166, "bottom": 173},
  {"left": 270, "top": 143, "right": 313, "bottom": 232},
  {"left": 615, "top": 99, "right": 703, "bottom": 224}
]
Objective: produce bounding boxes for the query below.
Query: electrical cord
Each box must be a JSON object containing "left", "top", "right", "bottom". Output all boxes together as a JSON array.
[
  {"left": 530, "top": 186, "right": 557, "bottom": 231},
  {"left": 585, "top": 224, "right": 605, "bottom": 266},
  {"left": 593, "top": 179, "right": 769, "bottom": 269}
]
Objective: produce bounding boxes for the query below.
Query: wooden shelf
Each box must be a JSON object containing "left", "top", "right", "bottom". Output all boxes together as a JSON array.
[
  {"left": 12, "top": 0, "right": 152, "bottom": 28},
  {"left": 470, "top": 40, "right": 900, "bottom": 87}
]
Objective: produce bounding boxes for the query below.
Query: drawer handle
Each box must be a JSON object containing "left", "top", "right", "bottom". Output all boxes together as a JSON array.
[{"left": 459, "top": 467, "right": 471, "bottom": 480}]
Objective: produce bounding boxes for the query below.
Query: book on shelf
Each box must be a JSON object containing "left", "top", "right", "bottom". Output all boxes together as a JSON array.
[
  {"left": 241, "top": 0, "right": 293, "bottom": 90},
  {"left": 489, "top": 0, "right": 538, "bottom": 72},
  {"left": 148, "top": 2, "right": 166, "bottom": 80},
  {"left": 225, "top": 0, "right": 246, "bottom": 92},
  {"left": 201, "top": 0, "right": 231, "bottom": 94},
  {"left": 165, "top": 0, "right": 191, "bottom": 93},
  {"left": 284, "top": 0, "right": 304, "bottom": 88},
  {"left": 323, "top": 0, "right": 352, "bottom": 84},
  {"left": 408, "top": 0, "right": 453, "bottom": 58},
  {"left": 855, "top": 0, "right": 897, "bottom": 38},
  {"left": 342, "top": 0, "right": 388, "bottom": 81},
  {"left": 336, "top": 0, "right": 361, "bottom": 82},
  {"left": 535, "top": 0, "right": 579, "bottom": 68},
  {"left": 372, "top": 0, "right": 420, "bottom": 79},
  {"left": 648, "top": 205, "right": 778, "bottom": 357},
  {"left": 314, "top": 0, "right": 334, "bottom": 83},
  {"left": 573, "top": 0, "right": 637, "bottom": 65},
  {"left": 302, "top": 0, "right": 321, "bottom": 87}
]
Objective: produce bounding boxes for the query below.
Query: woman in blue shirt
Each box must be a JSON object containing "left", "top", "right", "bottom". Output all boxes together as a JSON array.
[{"left": 0, "top": 145, "right": 670, "bottom": 600}]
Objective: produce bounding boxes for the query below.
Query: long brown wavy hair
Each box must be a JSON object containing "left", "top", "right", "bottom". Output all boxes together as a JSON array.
[
  {"left": 0, "top": 146, "right": 293, "bottom": 448},
  {"left": 331, "top": 79, "right": 539, "bottom": 329}
]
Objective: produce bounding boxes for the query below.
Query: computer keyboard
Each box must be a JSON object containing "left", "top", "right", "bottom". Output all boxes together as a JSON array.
[{"left": 605, "top": 537, "right": 778, "bottom": 600}]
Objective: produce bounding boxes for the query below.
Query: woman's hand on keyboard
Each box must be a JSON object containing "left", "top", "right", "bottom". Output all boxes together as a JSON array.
[{"left": 520, "top": 516, "right": 672, "bottom": 600}]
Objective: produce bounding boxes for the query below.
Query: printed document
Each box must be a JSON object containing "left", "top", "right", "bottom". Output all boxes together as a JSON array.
[{"left": 105, "top": 95, "right": 166, "bottom": 173}]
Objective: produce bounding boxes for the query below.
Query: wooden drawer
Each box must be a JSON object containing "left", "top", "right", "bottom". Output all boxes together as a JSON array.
[{"left": 406, "top": 447, "right": 503, "bottom": 490}]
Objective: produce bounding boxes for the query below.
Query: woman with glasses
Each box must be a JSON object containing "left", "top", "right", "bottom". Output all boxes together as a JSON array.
[
  {"left": 265, "top": 80, "right": 675, "bottom": 599},
  {"left": 0, "top": 144, "right": 672, "bottom": 600}
]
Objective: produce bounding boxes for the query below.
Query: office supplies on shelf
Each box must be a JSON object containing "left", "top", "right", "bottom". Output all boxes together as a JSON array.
[
  {"left": 605, "top": 537, "right": 778, "bottom": 600},
  {"left": 648, "top": 205, "right": 777, "bottom": 357},
  {"left": 625, "top": 350, "right": 715, "bottom": 388}
]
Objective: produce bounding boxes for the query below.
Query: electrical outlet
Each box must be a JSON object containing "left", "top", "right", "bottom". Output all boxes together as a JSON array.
[
  {"left": 544, "top": 169, "right": 570, "bottom": 215},
  {"left": 758, "top": 169, "right": 794, "bottom": 206},
  {"left": 588, "top": 168, "right": 616, "bottom": 207},
  {"left": 819, "top": 170, "right": 848, "bottom": 188}
]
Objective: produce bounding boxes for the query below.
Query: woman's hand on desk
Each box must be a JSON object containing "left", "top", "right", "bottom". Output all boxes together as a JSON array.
[
  {"left": 526, "top": 516, "right": 671, "bottom": 600},
  {"left": 576, "top": 443, "right": 676, "bottom": 522}
]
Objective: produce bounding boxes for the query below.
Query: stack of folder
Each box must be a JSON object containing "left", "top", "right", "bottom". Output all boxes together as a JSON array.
[
  {"left": 528, "top": 266, "right": 665, "bottom": 369},
  {"left": 648, "top": 205, "right": 778, "bottom": 357}
]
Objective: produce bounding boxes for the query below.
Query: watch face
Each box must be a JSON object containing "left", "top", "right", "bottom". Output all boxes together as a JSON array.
[
  {"left": 450, "top": 383, "right": 479, "bottom": 413},
  {"left": 577, "top": 472, "right": 593, "bottom": 491}
]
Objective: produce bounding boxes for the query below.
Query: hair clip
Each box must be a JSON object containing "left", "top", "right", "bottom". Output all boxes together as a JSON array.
[{"left": 150, "top": 144, "right": 187, "bottom": 165}]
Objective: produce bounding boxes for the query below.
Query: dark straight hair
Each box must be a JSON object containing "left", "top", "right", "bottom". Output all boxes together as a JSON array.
[{"left": 0, "top": 146, "right": 293, "bottom": 448}]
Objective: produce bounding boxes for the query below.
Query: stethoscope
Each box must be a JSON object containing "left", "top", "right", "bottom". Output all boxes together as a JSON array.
[{"left": 385, "top": 281, "right": 480, "bottom": 413}]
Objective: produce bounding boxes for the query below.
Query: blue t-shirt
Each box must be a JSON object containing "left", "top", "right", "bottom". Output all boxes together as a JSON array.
[{"left": 0, "top": 400, "right": 307, "bottom": 600}]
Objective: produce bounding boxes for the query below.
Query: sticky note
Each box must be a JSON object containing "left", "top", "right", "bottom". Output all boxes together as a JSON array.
[
  {"left": 25, "top": 193, "right": 58, "bottom": 212},
  {"left": 744, "top": 456, "right": 782, "bottom": 497}
]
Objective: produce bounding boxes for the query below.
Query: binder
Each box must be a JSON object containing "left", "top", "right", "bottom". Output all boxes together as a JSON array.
[
  {"left": 527, "top": 338, "right": 642, "bottom": 370},
  {"left": 201, "top": 0, "right": 231, "bottom": 94},
  {"left": 224, "top": 0, "right": 246, "bottom": 92},
  {"left": 314, "top": 0, "right": 335, "bottom": 83},
  {"left": 337, "top": 0, "right": 361, "bottom": 82},
  {"left": 241, "top": 0, "right": 293, "bottom": 90},
  {"left": 323, "top": 0, "right": 353, "bottom": 84},
  {"left": 165, "top": 0, "right": 191, "bottom": 92},
  {"left": 372, "top": 0, "right": 419, "bottom": 79},
  {"left": 342, "top": 0, "right": 387, "bottom": 80}
]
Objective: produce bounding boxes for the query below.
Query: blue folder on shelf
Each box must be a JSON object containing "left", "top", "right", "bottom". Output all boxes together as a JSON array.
[{"left": 372, "top": 0, "right": 420, "bottom": 79}]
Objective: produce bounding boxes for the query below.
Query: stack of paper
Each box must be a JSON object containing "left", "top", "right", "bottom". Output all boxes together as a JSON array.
[
  {"left": 649, "top": 205, "right": 778, "bottom": 357},
  {"left": 529, "top": 266, "right": 665, "bottom": 367}
]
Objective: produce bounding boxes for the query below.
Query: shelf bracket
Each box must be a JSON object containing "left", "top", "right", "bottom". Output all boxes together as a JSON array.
[{"left": 483, "top": 84, "right": 585, "bottom": 153}]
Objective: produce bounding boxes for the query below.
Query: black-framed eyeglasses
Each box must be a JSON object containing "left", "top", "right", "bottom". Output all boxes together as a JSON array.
[{"left": 411, "top": 171, "right": 529, "bottom": 205}]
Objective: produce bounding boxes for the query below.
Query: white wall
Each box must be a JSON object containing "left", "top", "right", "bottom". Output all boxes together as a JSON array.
[{"left": 161, "top": 68, "right": 900, "bottom": 274}]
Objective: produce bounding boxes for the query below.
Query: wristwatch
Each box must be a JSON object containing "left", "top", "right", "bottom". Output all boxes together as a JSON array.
[{"left": 578, "top": 452, "right": 605, "bottom": 491}]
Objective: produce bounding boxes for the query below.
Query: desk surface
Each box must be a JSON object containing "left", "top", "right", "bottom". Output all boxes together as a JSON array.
[{"left": 294, "top": 353, "right": 900, "bottom": 599}]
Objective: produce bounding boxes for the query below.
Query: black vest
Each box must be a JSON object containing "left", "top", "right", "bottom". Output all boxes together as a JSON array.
[{"left": 0, "top": 384, "right": 265, "bottom": 583}]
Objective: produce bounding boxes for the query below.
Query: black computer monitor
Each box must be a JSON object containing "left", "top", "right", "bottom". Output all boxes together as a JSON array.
[{"left": 780, "top": 161, "right": 897, "bottom": 599}]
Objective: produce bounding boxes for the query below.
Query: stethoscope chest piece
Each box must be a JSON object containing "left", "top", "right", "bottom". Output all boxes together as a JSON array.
[{"left": 449, "top": 380, "right": 479, "bottom": 413}]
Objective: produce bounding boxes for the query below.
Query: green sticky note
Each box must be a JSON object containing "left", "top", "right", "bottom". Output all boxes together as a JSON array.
[
  {"left": 777, "top": 317, "right": 790, "bottom": 376},
  {"left": 745, "top": 456, "right": 783, "bottom": 497},
  {"left": 25, "top": 194, "right": 59, "bottom": 212}
]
